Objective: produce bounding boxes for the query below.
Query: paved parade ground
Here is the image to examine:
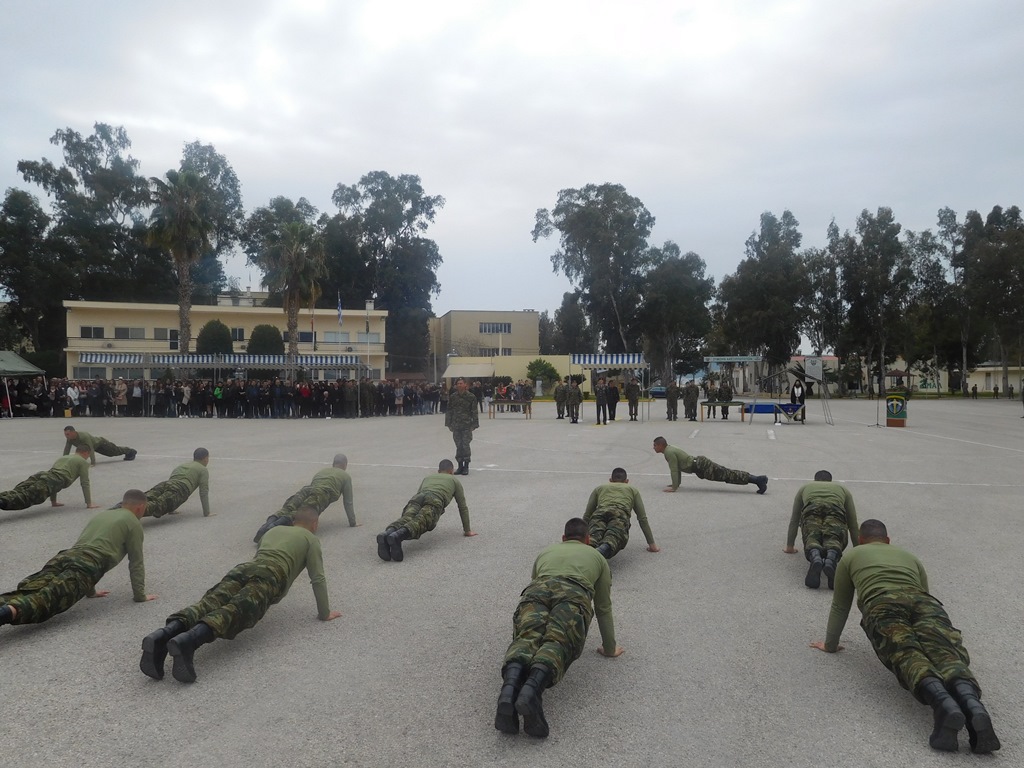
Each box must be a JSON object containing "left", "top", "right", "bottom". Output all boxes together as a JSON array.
[{"left": 0, "top": 397, "right": 1021, "bottom": 768}]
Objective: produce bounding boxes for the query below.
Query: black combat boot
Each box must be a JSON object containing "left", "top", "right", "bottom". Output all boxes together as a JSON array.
[
  {"left": 596, "top": 543, "right": 614, "bottom": 559},
  {"left": 167, "top": 622, "right": 216, "bottom": 683},
  {"left": 140, "top": 619, "right": 187, "bottom": 680},
  {"left": 515, "top": 664, "right": 553, "bottom": 738},
  {"left": 918, "top": 677, "right": 966, "bottom": 751},
  {"left": 124, "top": 449, "right": 137, "bottom": 461},
  {"left": 805, "top": 549, "right": 824, "bottom": 589},
  {"left": 949, "top": 679, "right": 1000, "bottom": 753},
  {"left": 376, "top": 531, "right": 393, "bottom": 561},
  {"left": 750, "top": 474, "right": 768, "bottom": 494},
  {"left": 387, "top": 527, "right": 412, "bottom": 562},
  {"left": 0, "top": 605, "right": 13, "bottom": 626},
  {"left": 494, "top": 662, "right": 527, "bottom": 734},
  {"left": 822, "top": 549, "right": 841, "bottom": 589}
]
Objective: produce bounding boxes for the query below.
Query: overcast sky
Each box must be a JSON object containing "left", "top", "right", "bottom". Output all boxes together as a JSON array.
[{"left": 2, "top": 1, "right": 1022, "bottom": 317}]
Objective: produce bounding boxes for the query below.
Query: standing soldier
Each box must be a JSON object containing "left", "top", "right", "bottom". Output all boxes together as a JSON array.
[
  {"left": 682, "top": 380, "right": 700, "bottom": 421},
  {"left": 375, "top": 459, "right": 476, "bottom": 562},
  {"left": 811, "top": 519, "right": 1000, "bottom": 754},
  {"left": 553, "top": 378, "right": 568, "bottom": 420},
  {"left": 566, "top": 379, "right": 583, "bottom": 424},
  {"left": 784, "top": 470, "right": 858, "bottom": 589},
  {"left": 665, "top": 380, "right": 680, "bottom": 421},
  {"left": 494, "top": 517, "right": 622, "bottom": 738},
  {"left": 143, "top": 447, "right": 212, "bottom": 519},
  {"left": 593, "top": 376, "right": 609, "bottom": 425},
  {"left": 718, "top": 377, "right": 734, "bottom": 419},
  {"left": 140, "top": 505, "right": 341, "bottom": 683},
  {"left": 653, "top": 436, "right": 768, "bottom": 494},
  {"left": 446, "top": 378, "right": 480, "bottom": 475},
  {"left": 624, "top": 376, "right": 641, "bottom": 421},
  {"left": 584, "top": 468, "right": 659, "bottom": 559},
  {"left": 607, "top": 379, "right": 620, "bottom": 421},
  {"left": 706, "top": 381, "right": 718, "bottom": 418},
  {"left": 253, "top": 454, "right": 357, "bottom": 542},
  {"left": 0, "top": 447, "right": 98, "bottom": 511},
  {"left": 62, "top": 425, "right": 137, "bottom": 464}
]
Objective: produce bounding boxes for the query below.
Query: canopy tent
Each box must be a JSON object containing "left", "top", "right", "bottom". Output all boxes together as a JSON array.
[
  {"left": 440, "top": 362, "right": 496, "bottom": 380},
  {"left": 1, "top": 351, "right": 46, "bottom": 418},
  {"left": 570, "top": 352, "right": 650, "bottom": 421}
]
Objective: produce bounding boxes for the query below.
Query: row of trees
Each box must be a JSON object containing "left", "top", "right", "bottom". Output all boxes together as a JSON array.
[
  {"left": 0, "top": 123, "right": 443, "bottom": 372},
  {"left": 533, "top": 183, "right": 1024, "bottom": 394}
]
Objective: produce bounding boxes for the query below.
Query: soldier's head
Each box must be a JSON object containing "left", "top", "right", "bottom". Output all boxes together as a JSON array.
[
  {"left": 121, "top": 489, "right": 148, "bottom": 519},
  {"left": 610, "top": 467, "right": 628, "bottom": 484},
  {"left": 333, "top": 453, "right": 348, "bottom": 470},
  {"left": 652, "top": 437, "right": 668, "bottom": 454},
  {"left": 64, "top": 426, "right": 78, "bottom": 439},
  {"left": 859, "top": 519, "right": 889, "bottom": 545},
  {"left": 75, "top": 447, "right": 90, "bottom": 458},
  {"left": 563, "top": 517, "right": 590, "bottom": 544},
  {"left": 456, "top": 378, "right": 468, "bottom": 393},
  {"left": 814, "top": 470, "right": 832, "bottom": 482},
  {"left": 438, "top": 459, "right": 455, "bottom": 474},
  {"left": 193, "top": 447, "right": 210, "bottom": 464},
  {"left": 293, "top": 505, "right": 320, "bottom": 533}
]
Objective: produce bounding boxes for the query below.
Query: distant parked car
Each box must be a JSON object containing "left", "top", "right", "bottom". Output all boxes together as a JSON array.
[{"left": 650, "top": 386, "right": 667, "bottom": 398}]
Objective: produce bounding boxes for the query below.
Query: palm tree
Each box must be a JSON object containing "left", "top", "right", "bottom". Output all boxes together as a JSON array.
[
  {"left": 253, "top": 221, "right": 326, "bottom": 362},
  {"left": 148, "top": 170, "right": 214, "bottom": 354}
]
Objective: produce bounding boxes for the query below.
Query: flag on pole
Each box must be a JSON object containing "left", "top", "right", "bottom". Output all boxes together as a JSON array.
[{"left": 337, "top": 293, "right": 343, "bottom": 327}]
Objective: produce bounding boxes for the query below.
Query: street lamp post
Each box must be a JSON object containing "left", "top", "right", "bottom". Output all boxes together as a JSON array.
[{"left": 365, "top": 299, "right": 374, "bottom": 379}]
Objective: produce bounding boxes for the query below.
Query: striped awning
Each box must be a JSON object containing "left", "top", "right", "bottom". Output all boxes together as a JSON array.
[
  {"left": 78, "top": 353, "right": 145, "bottom": 365},
  {"left": 570, "top": 353, "right": 647, "bottom": 366},
  {"left": 150, "top": 354, "right": 364, "bottom": 368}
]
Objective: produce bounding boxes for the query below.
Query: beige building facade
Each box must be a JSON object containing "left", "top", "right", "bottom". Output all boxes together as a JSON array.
[
  {"left": 64, "top": 299, "right": 388, "bottom": 381},
  {"left": 428, "top": 310, "right": 540, "bottom": 380}
]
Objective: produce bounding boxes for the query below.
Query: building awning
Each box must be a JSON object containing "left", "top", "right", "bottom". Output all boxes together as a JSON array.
[
  {"left": 441, "top": 362, "right": 495, "bottom": 380},
  {"left": 78, "top": 353, "right": 145, "bottom": 365},
  {"left": 570, "top": 353, "right": 646, "bottom": 367}
]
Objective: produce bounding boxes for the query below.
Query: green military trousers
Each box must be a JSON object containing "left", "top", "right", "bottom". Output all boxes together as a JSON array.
[
  {"left": 0, "top": 547, "right": 106, "bottom": 624},
  {"left": 275, "top": 486, "right": 339, "bottom": 522},
  {"left": 0, "top": 472, "right": 60, "bottom": 511},
  {"left": 168, "top": 560, "right": 289, "bottom": 640},
  {"left": 144, "top": 479, "right": 194, "bottom": 519},
  {"left": 860, "top": 590, "right": 978, "bottom": 702},
  {"left": 451, "top": 428, "right": 473, "bottom": 461},
  {"left": 503, "top": 576, "right": 594, "bottom": 686},
  {"left": 800, "top": 502, "right": 849, "bottom": 555},
  {"left": 93, "top": 438, "right": 131, "bottom": 458},
  {"left": 387, "top": 493, "right": 445, "bottom": 539},
  {"left": 587, "top": 507, "right": 631, "bottom": 557},
  {"left": 692, "top": 455, "right": 749, "bottom": 485}
]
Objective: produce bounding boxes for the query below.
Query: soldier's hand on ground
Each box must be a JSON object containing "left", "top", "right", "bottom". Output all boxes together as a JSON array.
[
  {"left": 145, "top": 594, "right": 158, "bottom": 601},
  {"left": 662, "top": 487, "right": 676, "bottom": 493},
  {"left": 86, "top": 504, "right": 100, "bottom": 509},
  {"left": 597, "top": 645, "right": 625, "bottom": 658},
  {"left": 809, "top": 641, "right": 842, "bottom": 653},
  {"left": 50, "top": 501, "right": 65, "bottom": 507},
  {"left": 350, "top": 523, "right": 362, "bottom": 527},
  {"left": 783, "top": 546, "right": 798, "bottom": 554},
  {"left": 88, "top": 590, "right": 111, "bottom": 598},
  {"left": 324, "top": 610, "right": 342, "bottom": 621},
  {"left": 464, "top": 530, "right": 478, "bottom": 537},
  {"left": 647, "top": 544, "right": 660, "bottom": 552}
]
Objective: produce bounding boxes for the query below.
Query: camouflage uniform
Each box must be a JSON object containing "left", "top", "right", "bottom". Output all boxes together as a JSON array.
[
  {"left": 503, "top": 540, "right": 615, "bottom": 685},
  {"left": 583, "top": 482, "right": 655, "bottom": 558},
  {"left": 718, "top": 380, "right": 734, "bottom": 419},
  {"left": 553, "top": 382, "right": 567, "bottom": 419},
  {"left": 274, "top": 467, "right": 356, "bottom": 526},
  {"left": 446, "top": 390, "right": 480, "bottom": 462},
  {"left": 167, "top": 525, "right": 332, "bottom": 638},
  {"left": 665, "top": 381, "right": 680, "bottom": 420},
  {"left": 566, "top": 384, "right": 583, "bottom": 423},
  {"left": 386, "top": 474, "right": 471, "bottom": 539},
  {"left": 144, "top": 460, "right": 210, "bottom": 519},
  {"left": 682, "top": 381, "right": 699, "bottom": 421},
  {"left": 0, "top": 454, "right": 91, "bottom": 510},
  {"left": 63, "top": 430, "right": 134, "bottom": 465},
  {"left": 662, "top": 444, "right": 752, "bottom": 488},
  {"left": 624, "top": 380, "right": 641, "bottom": 420}
]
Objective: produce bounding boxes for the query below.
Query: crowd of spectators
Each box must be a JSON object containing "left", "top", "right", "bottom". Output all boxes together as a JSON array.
[{"left": 1, "top": 376, "right": 463, "bottom": 419}]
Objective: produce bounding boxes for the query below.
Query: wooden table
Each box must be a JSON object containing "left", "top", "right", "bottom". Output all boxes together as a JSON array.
[{"left": 488, "top": 400, "right": 532, "bottom": 419}]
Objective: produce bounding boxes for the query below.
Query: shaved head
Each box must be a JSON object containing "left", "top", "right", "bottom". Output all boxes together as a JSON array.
[{"left": 333, "top": 453, "right": 348, "bottom": 469}]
